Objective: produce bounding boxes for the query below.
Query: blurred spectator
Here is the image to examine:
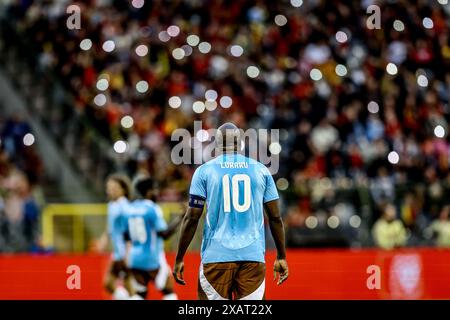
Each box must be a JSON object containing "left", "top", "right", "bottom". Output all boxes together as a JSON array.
[
  {"left": 370, "top": 167, "right": 395, "bottom": 208},
  {"left": 1, "top": 116, "right": 31, "bottom": 158},
  {"left": 424, "top": 206, "right": 450, "bottom": 248},
  {"left": 1, "top": 171, "right": 40, "bottom": 252},
  {"left": 372, "top": 203, "right": 407, "bottom": 250},
  {"left": 0, "top": 118, "right": 42, "bottom": 253}
]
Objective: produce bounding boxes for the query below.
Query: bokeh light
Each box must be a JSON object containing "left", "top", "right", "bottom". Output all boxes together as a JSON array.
[
  {"left": 196, "top": 129, "right": 209, "bottom": 142},
  {"left": 349, "top": 215, "right": 361, "bottom": 228},
  {"left": 168, "top": 96, "right": 182, "bottom": 108},
  {"left": 417, "top": 74, "right": 429, "bottom": 87},
  {"left": 94, "top": 93, "right": 107, "bottom": 106},
  {"left": 310, "top": 68, "right": 322, "bottom": 81},
  {"left": 219, "top": 96, "right": 233, "bottom": 108},
  {"left": 131, "top": 0, "right": 144, "bottom": 9},
  {"left": 193, "top": 101, "right": 206, "bottom": 113},
  {"left": 205, "top": 89, "right": 218, "bottom": 101},
  {"left": 113, "top": 141, "right": 128, "bottom": 154},
  {"left": 335, "top": 64, "right": 348, "bottom": 77},
  {"left": 434, "top": 125, "right": 445, "bottom": 138},
  {"left": 388, "top": 151, "right": 400, "bottom": 164},
  {"left": 290, "top": 0, "right": 303, "bottom": 7},
  {"left": 135, "top": 45, "right": 148, "bottom": 57},
  {"left": 393, "top": 20, "right": 405, "bottom": 32},
  {"left": 423, "top": 17, "right": 434, "bottom": 29},
  {"left": 167, "top": 25, "right": 180, "bottom": 37},
  {"left": 136, "top": 80, "right": 149, "bottom": 93},
  {"left": 96, "top": 79, "right": 109, "bottom": 91},
  {"left": 205, "top": 100, "right": 218, "bottom": 111},
  {"left": 305, "top": 216, "right": 318, "bottom": 229},
  {"left": 386, "top": 63, "right": 398, "bottom": 75},
  {"left": 274, "top": 15, "right": 288, "bottom": 26},
  {"left": 335, "top": 31, "right": 348, "bottom": 43},
  {"left": 246, "top": 66, "right": 260, "bottom": 78},
  {"left": 102, "top": 40, "right": 115, "bottom": 52},
  {"left": 80, "top": 39, "right": 92, "bottom": 51},
  {"left": 172, "top": 48, "right": 185, "bottom": 60},
  {"left": 367, "top": 101, "right": 379, "bottom": 114},
  {"left": 182, "top": 45, "right": 193, "bottom": 57},
  {"left": 230, "top": 45, "right": 244, "bottom": 57},
  {"left": 198, "top": 42, "right": 211, "bottom": 54},
  {"left": 269, "top": 142, "right": 282, "bottom": 155},
  {"left": 327, "top": 216, "right": 340, "bottom": 229},
  {"left": 23, "top": 133, "right": 35, "bottom": 146},
  {"left": 187, "top": 35, "right": 200, "bottom": 46},
  {"left": 276, "top": 178, "right": 289, "bottom": 191},
  {"left": 158, "top": 31, "right": 170, "bottom": 42},
  {"left": 121, "top": 116, "right": 134, "bottom": 129}
]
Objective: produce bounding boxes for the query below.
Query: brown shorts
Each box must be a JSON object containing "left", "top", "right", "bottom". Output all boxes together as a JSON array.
[
  {"left": 198, "top": 261, "right": 265, "bottom": 300},
  {"left": 109, "top": 260, "right": 129, "bottom": 279},
  {"left": 130, "top": 268, "right": 159, "bottom": 287}
]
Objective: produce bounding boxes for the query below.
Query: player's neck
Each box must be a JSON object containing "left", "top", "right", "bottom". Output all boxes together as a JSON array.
[{"left": 221, "top": 148, "right": 239, "bottom": 155}]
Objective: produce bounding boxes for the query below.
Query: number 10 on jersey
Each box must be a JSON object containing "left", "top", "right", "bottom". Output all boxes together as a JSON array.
[{"left": 222, "top": 174, "right": 252, "bottom": 213}]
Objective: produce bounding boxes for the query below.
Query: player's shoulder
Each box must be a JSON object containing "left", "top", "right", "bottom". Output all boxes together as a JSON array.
[
  {"left": 192, "top": 157, "right": 217, "bottom": 176},
  {"left": 140, "top": 199, "right": 158, "bottom": 212},
  {"left": 140, "top": 199, "right": 154, "bottom": 206},
  {"left": 127, "top": 199, "right": 155, "bottom": 215},
  {"left": 117, "top": 197, "right": 129, "bottom": 208},
  {"left": 108, "top": 197, "right": 128, "bottom": 210},
  {"left": 242, "top": 154, "right": 264, "bottom": 166},
  {"left": 243, "top": 155, "right": 271, "bottom": 174}
]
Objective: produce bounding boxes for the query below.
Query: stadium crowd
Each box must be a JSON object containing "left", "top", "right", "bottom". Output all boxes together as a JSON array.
[
  {"left": 1, "top": 0, "right": 450, "bottom": 248},
  {"left": 0, "top": 116, "right": 43, "bottom": 252}
]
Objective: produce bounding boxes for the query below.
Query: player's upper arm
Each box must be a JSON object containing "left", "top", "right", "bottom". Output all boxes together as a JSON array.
[
  {"left": 123, "top": 229, "right": 131, "bottom": 242},
  {"left": 264, "top": 199, "right": 281, "bottom": 220},
  {"left": 262, "top": 166, "right": 279, "bottom": 204},
  {"left": 189, "top": 166, "right": 207, "bottom": 200},
  {"left": 186, "top": 166, "right": 207, "bottom": 220},
  {"left": 106, "top": 203, "right": 117, "bottom": 233},
  {"left": 121, "top": 212, "right": 130, "bottom": 241}
]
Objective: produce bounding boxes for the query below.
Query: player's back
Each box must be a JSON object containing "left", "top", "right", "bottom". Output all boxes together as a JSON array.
[
  {"left": 107, "top": 197, "right": 128, "bottom": 261},
  {"left": 189, "top": 153, "right": 279, "bottom": 264},
  {"left": 125, "top": 199, "right": 167, "bottom": 271}
]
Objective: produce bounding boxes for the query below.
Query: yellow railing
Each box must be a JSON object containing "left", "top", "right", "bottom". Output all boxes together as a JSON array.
[{"left": 42, "top": 202, "right": 187, "bottom": 252}]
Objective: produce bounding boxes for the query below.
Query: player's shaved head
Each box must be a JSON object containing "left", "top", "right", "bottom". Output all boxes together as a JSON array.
[{"left": 215, "top": 122, "right": 242, "bottom": 153}]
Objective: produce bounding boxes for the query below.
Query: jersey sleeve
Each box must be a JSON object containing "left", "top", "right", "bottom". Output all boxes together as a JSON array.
[
  {"left": 148, "top": 204, "right": 167, "bottom": 232},
  {"left": 120, "top": 209, "right": 127, "bottom": 236},
  {"left": 189, "top": 166, "right": 207, "bottom": 199},
  {"left": 106, "top": 202, "right": 119, "bottom": 234},
  {"left": 154, "top": 204, "right": 168, "bottom": 231},
  {"left": 263, "top": 166, "right": 279, "bottom": 203}
]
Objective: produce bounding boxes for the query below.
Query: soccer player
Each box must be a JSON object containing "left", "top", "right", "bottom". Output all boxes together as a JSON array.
[
  {"left": 125, "top": 177, "right": 182, "bottom": 299},
  {"left": 173, "top": 122, "right": 289, "bottom": 300},
  {"left": 100, "top": 174, "right": 133, "bottom": 300}
]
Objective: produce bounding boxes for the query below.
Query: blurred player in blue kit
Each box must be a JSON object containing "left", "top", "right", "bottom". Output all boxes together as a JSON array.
[
  {"left": 100, "top": 174, "right": 133, "bottom": 299},
  {"left": 174, "top": 123, "right": 289, "bottom": 300},
  {"left": 125, "top": 177, "right": 182, "bottom": 299}
]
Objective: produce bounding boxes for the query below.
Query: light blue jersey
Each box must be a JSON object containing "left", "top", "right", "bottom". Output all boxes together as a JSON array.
[
  {"left": 107, "top": 197, "right": 128, "bottom": 261},
  {"left": 189, "top": 153, "right": 279, "bottom": 264},
  {"left": 154, "top": 203, "right": 166, "bottom": 255},
  {"left": 125, "top": 199, "right": 167, "bottom": 271}
]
